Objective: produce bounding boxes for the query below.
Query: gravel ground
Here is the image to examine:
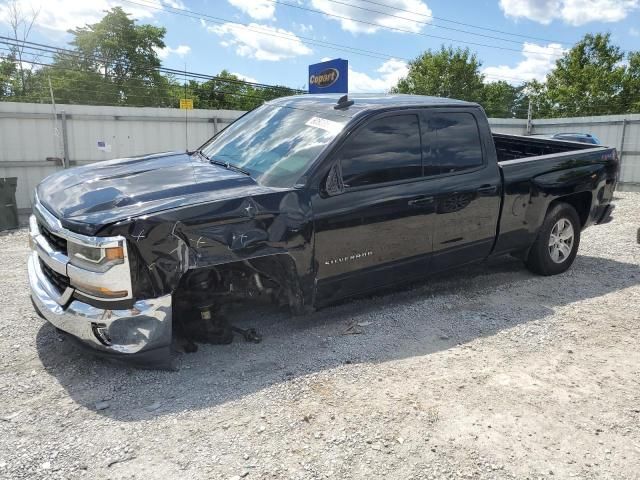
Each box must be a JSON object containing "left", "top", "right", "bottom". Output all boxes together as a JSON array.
[{"left": 0, "top": 193, "right": 639, "bottom": 480}]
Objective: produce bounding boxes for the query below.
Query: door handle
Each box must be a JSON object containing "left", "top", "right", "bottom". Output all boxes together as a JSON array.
[
  {"left": 408, "top": 195, "right": 434, "bottom": 206},
  {"left": 477, "top": 185, "right": 497, "bottom": 195}
]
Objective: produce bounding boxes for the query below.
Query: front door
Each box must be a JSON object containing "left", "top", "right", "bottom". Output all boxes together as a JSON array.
[{"left": 312, "top": 111, "right": 437, "bottom": 304}]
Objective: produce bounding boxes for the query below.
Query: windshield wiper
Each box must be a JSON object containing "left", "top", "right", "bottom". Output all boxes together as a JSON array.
[
  {"left": 195, "top": 149, "right": 210, "bottom": 161},
  {"left": 212, "top": 159, "right": 251, "bottom": 176},
  {"left": 204, "top": 153, "right": 251, "bottom": 176}
]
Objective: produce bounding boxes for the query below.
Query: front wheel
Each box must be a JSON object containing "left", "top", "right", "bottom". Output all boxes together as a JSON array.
[{"left": 525, "top": 203, "right": 581, "bottom": 276}]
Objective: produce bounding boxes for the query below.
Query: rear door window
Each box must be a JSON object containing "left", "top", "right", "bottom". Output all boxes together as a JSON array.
[
  {"left": 424, "top": 112, "right": 483, "bottom": 175},
  {"left": 339, "top": 114, "right": 422, "bottom": 188}
]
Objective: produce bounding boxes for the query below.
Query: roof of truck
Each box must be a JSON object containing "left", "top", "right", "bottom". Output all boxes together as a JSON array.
[{"left": 268, "top": 93, "right": 479, "bottom": 118}]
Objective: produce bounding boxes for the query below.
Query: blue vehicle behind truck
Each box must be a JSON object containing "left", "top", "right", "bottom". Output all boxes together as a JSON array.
[{"left": 28, "top": 94, "right": 619, "bottom": 366}]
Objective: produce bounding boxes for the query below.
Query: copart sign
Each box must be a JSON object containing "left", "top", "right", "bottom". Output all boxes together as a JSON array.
[{"left": 308, "top": 58, "right": 348, "bottom": 94}]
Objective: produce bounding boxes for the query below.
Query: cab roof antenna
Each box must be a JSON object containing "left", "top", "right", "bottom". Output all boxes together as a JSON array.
[{"left": 334, "top": 94, "right": 354, "bottom": 110}]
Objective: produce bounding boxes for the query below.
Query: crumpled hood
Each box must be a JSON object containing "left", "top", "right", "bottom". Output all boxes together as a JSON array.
[{"left": 37, "top": 151, "right": 279, "bottom": 235}]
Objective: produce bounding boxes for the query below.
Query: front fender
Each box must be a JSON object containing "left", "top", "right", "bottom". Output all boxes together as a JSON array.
[{"left": 102, "top": 189, "right": 315, "bottom": 304}]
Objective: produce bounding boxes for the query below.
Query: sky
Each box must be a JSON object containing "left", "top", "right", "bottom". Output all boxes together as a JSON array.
[{"left": 0, "top": 0, "right": 639, "bottom": 92}]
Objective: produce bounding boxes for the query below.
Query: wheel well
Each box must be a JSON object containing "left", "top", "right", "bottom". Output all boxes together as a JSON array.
[
  {"left": 549, "top": 191, "right": 592, "bottom": 227},
  {"left": 173, "top": 255, "right": 304, "bottom": 315}
]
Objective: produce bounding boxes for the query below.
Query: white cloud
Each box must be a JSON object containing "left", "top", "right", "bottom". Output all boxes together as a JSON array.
[
  {"left": 630, "top": 27, "right": 640, "bottom": 36},
  {"left": 348, "top": 58, "right": 408, "bottom": 93},
  {"left": 227, "top": 0, "right": 275, "bottom": 21},
  {"left": 310, "top": 0, "right": 432, "bottom": 34},
  {"left": 162, "top": 0, "right": 185, "bottom": 8},
  {"left": 499, "top": 0, "right": 638, "bottom": 25},
  {"left": 206, "top": 22, "right": 312, "bottom": 61},
  {"left": 482, "top": 42, "right": 565, "bottom": 84},
  {"left": 0, "top": 0, "right": 181, "bottom": 32},
  {"left": 231, "top": 72, "right": 258, "bottom": 83},
  {"left": 293, "top": 22, "right": 314, "bottom": 34},
  {"left": 155, "top": 44, "right": 191, "bottom": 59}
]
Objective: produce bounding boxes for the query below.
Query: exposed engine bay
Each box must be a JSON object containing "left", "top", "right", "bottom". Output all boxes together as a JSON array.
[{"left": 172, "top": 257, "right": 304, "bottom": 352}]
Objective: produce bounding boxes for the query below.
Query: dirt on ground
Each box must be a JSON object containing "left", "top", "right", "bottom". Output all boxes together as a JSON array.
[{"left": 0, "top": 193, "right": 639, "bottom": 480}]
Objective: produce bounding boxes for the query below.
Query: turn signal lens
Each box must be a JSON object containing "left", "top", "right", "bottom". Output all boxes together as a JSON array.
[
  {"left": 105, "top": 246, "right": 124, "bottom": 261},
  {"left": 73, "top": 280, "right": 128, "bottom": 299}
]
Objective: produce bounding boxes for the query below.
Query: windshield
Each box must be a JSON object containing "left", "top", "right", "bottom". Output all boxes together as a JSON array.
[{"left": 200, "top": 104, "right": 349, "bottom": 187}]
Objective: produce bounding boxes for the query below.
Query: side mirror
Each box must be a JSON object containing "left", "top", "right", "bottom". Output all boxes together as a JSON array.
[{"left": 324, "top": 163, "right": 345, "bottom": 196}]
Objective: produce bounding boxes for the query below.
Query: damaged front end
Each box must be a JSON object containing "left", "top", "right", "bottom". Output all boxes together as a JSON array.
[
  {"left": 172, "top": 260, "right": 286, "bottom": 351},
  {"left": 96, "top": 188, "right": 315, "bottom": 364},
  {"left": 30, "top": 176, "right": 314, "bottom": 368},
  {"left": 28, "top": 201, "right": 174, "bottom": 368}
]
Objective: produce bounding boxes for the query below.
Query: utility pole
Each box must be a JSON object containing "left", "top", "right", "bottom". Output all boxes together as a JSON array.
[
  {"left": 526, "top": 98, "right": 533, "bottom": 135},
  {"left": 184, "top": 63, "right": 188, "bottom": 151},
  {"left": 47, "top": 76, "right": 65, "bottom": 168}
]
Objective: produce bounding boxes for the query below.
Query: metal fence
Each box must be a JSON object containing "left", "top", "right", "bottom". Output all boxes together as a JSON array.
[
  {"left": 1, "top": 102, "right": 639, "bottom": 212},
  {"left": 0, "top": 102, "right": 244, "bottom": 211},
  {"left": 489, "top": 114, "right": 640, "bottom": 191}
]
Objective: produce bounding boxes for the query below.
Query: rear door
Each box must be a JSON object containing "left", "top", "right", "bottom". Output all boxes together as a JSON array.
[
  {"left": 312, "top": 110, "right": 437, "bottom": 303},
  {"left": 421, "top": 109, "right": 502, "bottom": 271}
]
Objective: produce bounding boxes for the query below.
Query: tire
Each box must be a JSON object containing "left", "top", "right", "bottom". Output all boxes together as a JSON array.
[{"left": 525, "top": 202, "right": 581, "bottom": 276}]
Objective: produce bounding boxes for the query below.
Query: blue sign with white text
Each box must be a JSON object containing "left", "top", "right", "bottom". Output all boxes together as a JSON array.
[{"left": 308, "top": 59, "right": 348, "bottom": 94}]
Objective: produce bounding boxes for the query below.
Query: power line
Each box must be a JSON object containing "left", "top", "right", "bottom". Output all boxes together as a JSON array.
[
  {"left": 0, "top": 52, "right": 286, "bottom": 102},
  {"left": 4, "top": 50, "right": 637, "bottom": 116},
  {"left": 269, "top": 0, "right": 567, "bottom": 52},
  {"left": 121, "top": 0, "right": 564, "bottom": 64},
  {"left": 119, "top": 0, "right": 558, "bottom": 85},
  {"left": 356, "top": 0, "right": 568, "bottom": 44},
  {"left": 243, "top": 0, "right": 566, "bottom": 57},
  {"left": 0, "top": 37, "right": 305, "bottom": 92},
  {"left": 8, "top": 9, "right": 634, "bottom": 112},
  {"left": 0, "top": 39, "right": 556, "bottom": 88},
  {"left": 121, "top": 0, "right": 402, "bottom": 61},
  {"left": 0, "top": 37, "right": 303, "bottom": 92},
  {"left": 0, "top": 37, "right": 540, "bottom": 86}
]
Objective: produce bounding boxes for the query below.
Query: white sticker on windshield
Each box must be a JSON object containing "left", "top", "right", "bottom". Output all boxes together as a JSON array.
[{"left": 305, "top": 116, "right": 343, "bottom": 134}]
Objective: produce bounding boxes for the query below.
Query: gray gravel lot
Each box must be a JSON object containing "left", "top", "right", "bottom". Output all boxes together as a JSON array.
[{"left": 0, "top": 193, "right": 639, "bottom": 480}]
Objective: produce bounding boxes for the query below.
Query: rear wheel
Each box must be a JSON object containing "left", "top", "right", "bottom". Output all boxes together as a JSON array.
[{"left": 525, "top": 203, "right": 581, "bottom": 276}]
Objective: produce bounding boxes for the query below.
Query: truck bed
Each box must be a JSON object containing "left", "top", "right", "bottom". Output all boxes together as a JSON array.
[
  {"left": 493, "top": 133, "right": 600, "bottom": 162},
  {"left": 493, "top": 132, "right": 616, "bottom": 188},
  {"left": 491, "top": 132, "right": 618, "bottom": 258}
]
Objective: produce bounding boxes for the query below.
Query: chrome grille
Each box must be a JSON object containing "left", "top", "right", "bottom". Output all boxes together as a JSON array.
[
  {"left": 39, "top": 257, "right": 71, "bottom": 293},
  {"left": 38, "top": 222, "right": 68, "bottom": 255}
]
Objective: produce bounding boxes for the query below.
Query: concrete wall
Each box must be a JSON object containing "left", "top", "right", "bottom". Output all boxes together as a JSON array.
[
  {"left": 0, "top": 102, "right": 244, "bottom": 210},
  {"left": 1, "top": 102, "right": 639, "bottom": 211}
]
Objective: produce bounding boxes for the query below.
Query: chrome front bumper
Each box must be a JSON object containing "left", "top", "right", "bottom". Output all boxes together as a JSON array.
[
  {"left": 29, "top": 252, "right": 173, "bottom": 361},
  {"left": 28, "top": 200, "right": 173, "bottom": 365}
]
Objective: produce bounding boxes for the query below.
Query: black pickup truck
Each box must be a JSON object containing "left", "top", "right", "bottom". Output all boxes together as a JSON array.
[{"left": 28, "top": 94, "right": 618, "bottom": 366}]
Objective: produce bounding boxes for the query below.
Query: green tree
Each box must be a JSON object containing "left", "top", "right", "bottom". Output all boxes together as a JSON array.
[
  {"left": 43, "top": 6, "right": 171, "bottom": 106},
  {"left": 5, "top": 0, "right": 39, "bottom": 97},
  {"left": 190, "top": 70, "right": 299, "bottom": 110},
  {"left": 621, "top": 51, "right": 640, "bottom": 113},
  {"left": 191, "top": 71, "right": 259, "bottom": 110},
  {"left": 481, "top": 81, "right": 528, "bottom": 118},
  {"left": 521, "top": 79, "right": 554, "bottom": 118},
  {"left": 36, "top": 55, "right": 120, "bottom": 105},
  {"left": 1, "top": 7, "right": 300, "bottom": 109},
  {"left": 543, "top": 33, "right": 627, "bottom": 116},
  {"left": 0, "top": 51, "right": 18, "bottom": 98},
  {"left": 392, "top": 46, "right": 485, "bottom": 102},
  {"left": 253, "top": 84, "right": 300, "bottom": 106}
]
